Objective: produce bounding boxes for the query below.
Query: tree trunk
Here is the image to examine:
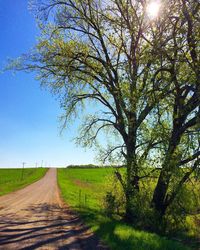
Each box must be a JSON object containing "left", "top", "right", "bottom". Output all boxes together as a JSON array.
[
  {"left": 124, "top": 112, "right": 139, "bottom": 222},
  {"left": 152, "top": 127, "right": 181, "bottom": 218},
  {"left": 124, "top": 146, "right": 140, "bottom": 222},
  {"left": 151, "top": 170, "right": 171, "bottom": 217}
]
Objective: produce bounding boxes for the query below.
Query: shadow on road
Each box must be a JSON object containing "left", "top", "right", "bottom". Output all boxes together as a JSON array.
[{"left": 0, "top": 204, "right": 107, "bottom": 250}]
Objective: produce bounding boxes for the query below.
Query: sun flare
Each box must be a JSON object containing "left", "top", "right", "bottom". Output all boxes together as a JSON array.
[{"left": 146, "top": 1, "right": 161, "bottom": 19}]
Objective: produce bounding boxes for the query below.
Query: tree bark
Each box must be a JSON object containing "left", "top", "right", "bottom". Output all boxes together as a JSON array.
[
  {"left": 151, "top": 170, "right": 171, "bottom": 217},
  {"left": 124, "top": 140, "right": 140, "bottom": 222}
]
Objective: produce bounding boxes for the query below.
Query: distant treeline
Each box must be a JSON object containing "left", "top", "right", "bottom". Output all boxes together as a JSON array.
[{"left": 66, "top": 164, "right": 124, "bottom": 168}]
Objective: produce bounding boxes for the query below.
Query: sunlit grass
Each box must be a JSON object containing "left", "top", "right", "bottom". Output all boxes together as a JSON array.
[
  {"left": 58, "top": 167, "right": 190, "bottom": 250},
  {"left": 0, "top": 168, "right": 47, "bottom": 196}
]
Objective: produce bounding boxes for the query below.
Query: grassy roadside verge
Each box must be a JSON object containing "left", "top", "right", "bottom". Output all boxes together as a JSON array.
[
  {"left": 58, "top": 168, "right": 190, "bottom": 250},
  {"left": 0, "top": 168, "right": 48, "bottom": 196}
]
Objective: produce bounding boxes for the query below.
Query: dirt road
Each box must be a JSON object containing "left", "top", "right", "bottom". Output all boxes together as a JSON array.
[{"left": 0, "top": 168, "right": 107, "bottom": 250}]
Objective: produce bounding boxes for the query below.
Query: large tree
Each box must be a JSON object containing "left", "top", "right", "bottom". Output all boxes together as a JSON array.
[
  {"left": 151, "top": 0, "right": 200, "bottom": 218},
  {"left": 11, "top": 0, "right": 200, "bottom": 224}
]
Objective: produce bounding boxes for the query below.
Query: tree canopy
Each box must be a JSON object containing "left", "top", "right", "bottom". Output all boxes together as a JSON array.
[{"left": 10, "top": 0, "right": 200, "bottom": 229}]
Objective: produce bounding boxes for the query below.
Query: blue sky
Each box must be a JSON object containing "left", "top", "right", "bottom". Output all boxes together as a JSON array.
[{"left": 0, "top": 0, "right": 95, "bottom": 168}]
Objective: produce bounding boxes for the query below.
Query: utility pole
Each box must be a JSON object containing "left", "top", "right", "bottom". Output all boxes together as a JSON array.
[
  {"left": 21, "top": 162, "right": 26, "bottom": 181},
  {"left": 35, "top": 162, "right": 38, "bottom": 168}
]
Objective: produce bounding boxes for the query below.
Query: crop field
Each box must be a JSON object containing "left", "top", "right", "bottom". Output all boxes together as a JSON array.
[
  {"left": 58, "top": 167, "right": 192, "bottom": 250},
  {"left": 0, "top": 168, "right": 47, "bottom": 196}
]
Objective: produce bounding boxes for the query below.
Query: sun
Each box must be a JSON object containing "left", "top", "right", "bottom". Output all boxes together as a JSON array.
[{"left": 146, "top": 1, "right": 161, "bottom": 19}]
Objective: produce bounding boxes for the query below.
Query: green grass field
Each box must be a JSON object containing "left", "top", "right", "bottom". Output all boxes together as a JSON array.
[
  {"left": 0, "top": 168, "right": 47, "bottom": 196},
  {"left": 58, "top": 168, "right": 191, "bottom": 250}
]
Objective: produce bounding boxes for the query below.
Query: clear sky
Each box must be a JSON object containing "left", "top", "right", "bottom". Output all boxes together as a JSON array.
[{"left": 0, "top": 0, "right": 95, "bottom": 168}]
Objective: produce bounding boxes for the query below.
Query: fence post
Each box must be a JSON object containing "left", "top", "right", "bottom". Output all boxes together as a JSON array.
[
  {"left": 79, "top": 190, "right": 82, "bottom": 207},
  {"left": 21, "top": 162, "right": 26, "bottom": 181},
  {"left": 84, "top": 194, "right": 87, "bottom": 207}
]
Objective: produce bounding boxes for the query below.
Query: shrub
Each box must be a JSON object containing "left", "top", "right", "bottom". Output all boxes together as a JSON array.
[
  {"left": 102, "top": 171, "right": 126, "bottom": 215},
  {"left": 163, "top": 179, "right": 200, "bottom": 236}
]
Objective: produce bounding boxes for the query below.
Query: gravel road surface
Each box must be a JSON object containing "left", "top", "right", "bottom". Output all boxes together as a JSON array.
[{"left": 0, "top": 168, "right": 107, "bottom": 250}]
